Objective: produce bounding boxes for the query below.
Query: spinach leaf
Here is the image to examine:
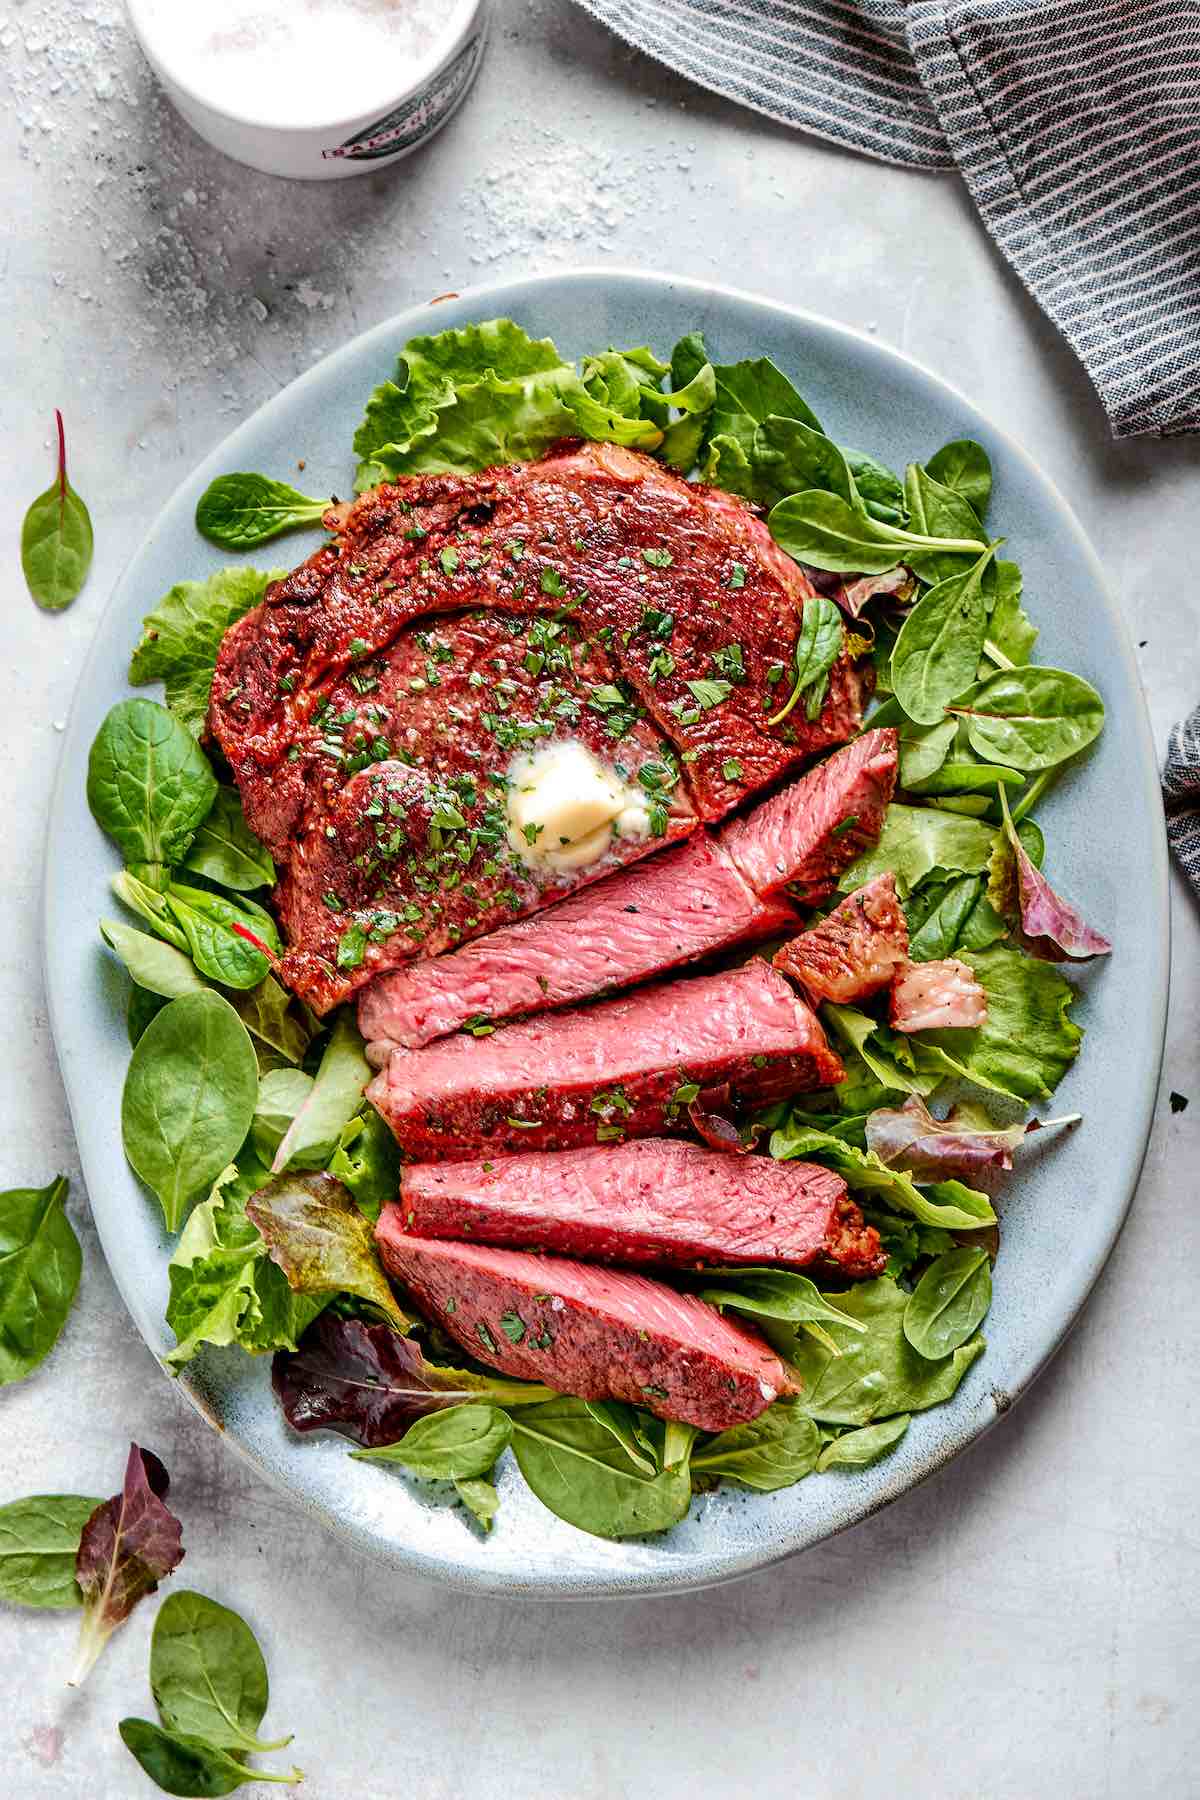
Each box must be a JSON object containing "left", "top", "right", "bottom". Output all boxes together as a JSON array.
[
  {"left": 769, "top": 1124, "right": 996, "bottom": 1231},
  {"left": 151, "top": 1590, "right": 292, "bottom": 1755},
  {"left": 904, "top": 1248, "right": 993, "bottom": 1359},
  {"left": 164, "top": 883, "right": 279, "bottom": 991},
  {"left": 769, "top": 490, "right": 987, "bottom": 576},
  {"left": 102, "top": 919, "right": 207, "bottom": 999},
  {"left": 890, "top": 549, "right": 994, "bottom": 725},
  {"left": 584, "top": 1401, "right": 659, "bottom": 1474},
  {"left": 707, "top": 356, "right": 822, "bottom": 455},
  {"left": 952, "top": 666, "right": 1105, "bottom": 770},
  {"left": 511, "top": 1398, "right": 693, "bottom": 1539},
  {"left": 454, "top": 1478, "right": 500, "bottom": 1531},
  {"left": 272, "top": 1314, "right": 554, "bottom": 1448},
  {"left": 251, "top": 1069, "right": 313, "bottom": 1165},
  {"left": 246, "top": 1172, "right": 412, "bottom": 1331},
  {"left": 767, "top": 596, "right": 843, "bottom": 726},
  {"left": 0, "top": 1494, "right": 101, "bottom": 1608},
  {"left": 22, "top": 410, "right": 93, "bottom": 610},
  {"left": 88, "top": 700, "right": 217, "bottom": 883},
  {"left": 817, "top": 1414, "right": 910, "bottom": 1471},
  {"left": 906, "top": 875, "right": 1008, "bottom": 961},
  {"left": 118, "top": 1719, "right": 300, "bottom": 1794},
  {"left": 986, "top": 561, "right": 1038, "bottom": 665},
  {"left": 697, "top": 1267, "right": 866, "bottom": 1338},
  {"left": 691, "top": 1400, "right": 821, "bottom": 1491},
  {"left": 352, "top": 1402, "right": 512, "bottom": 1479},
  {"left": 842, "top": 448, "right": 907, "bottom": 525},
  {"left": 122, "top": 993, "right": 259, "bottom": 1234},
  {"left": 910, "top": 946, "right": 1082, "bottom": 1102},
  {"left": 924, "top": 439, "right": 992, "bottom": 518},
  {"left": 129, "top": 985, "right": 169, "bottom": 1046},
  {"left": 0, "top": 1176, "right": 82, "bottom": 1386},
  {"left": 195, "top": 474, "right": 327, "bottom": 550},
  {"left": 896, "top": 716, "right": 957, "bottom": 787},
  {"left": 228, "top": 977, "right": 313, "bottom": 1068},
  {"left": 271, "top": 1011, "right": 370, "bottom": 1171},
  {"left": 182, "top": 787, "right": 274, "bottom": 891},
  {"left": 902, "top": 462, "right": 990, "bottom": 583},
  {"left": 907, "top": 762, "right": 1024, "bottom": 797},
  {"left": 714, "top": 413, "right": 856, "bottom": 511},
  {"left": 72, "top": 1445, "right": 184, "bottom": 1687},
  {"left": 130, "top": 567, "right": 281, "bottom": 739},
  {"left": 786, "top": 1279, "right": 984, "bottom": 1425}
]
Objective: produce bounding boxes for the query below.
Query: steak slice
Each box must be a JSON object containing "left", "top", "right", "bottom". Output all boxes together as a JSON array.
[
  {"left": 720, "top": 726, "right": 897, "bottom": 904},
  {"left": 396, "top": 1138, "right": 885, "bottom": 1277},
  {"left": 373, "top": 1223, "right": 794, "bottom": 1430},
  {"left": 774, "top": 872, "right": 909, "bottom": 1006},
  {"left": 357, "top": 834, "right": 798, "bottom": 1054},
  {"left": 890, "top": 958, "right": 988, "bottom": 1032},
  {"left": 366, "top": 959, "right": 844, "bottom": 1158},
  {"left": 357, "top": 729, "right": 898, "bottom": 1052}
]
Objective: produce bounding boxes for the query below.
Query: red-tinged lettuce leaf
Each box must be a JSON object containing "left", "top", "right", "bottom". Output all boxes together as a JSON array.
[
  {"left": 865, "top": 1095, "right": 1028, "bottom": 1181},
  {"left": 687, "top": 1102, "right": 760, "bottom": 1155},
  {"left": 272, "top": 1315, "right": 554, "bottom": 1449},
  {"left": 996, "top": 791, "right": 1112, "bottom": 963},
  {"left": 245, "top": 1171, "right": 413, "bottom": 1332},
  {"left": 70, "top": 1445, "right": 184, "bottom": 1686}
]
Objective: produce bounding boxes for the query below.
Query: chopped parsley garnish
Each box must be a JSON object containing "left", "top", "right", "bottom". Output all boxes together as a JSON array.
[
  {"left": 722, "top": 758, "right": 744, "bottom": 781},
  {"left": 640, "top": 606, "right": 674, "bottom": 639},
  {"left": 335, "top": 922, "right": 367, "bottom": 971},
  {"left": 539, "top": 566, "right": 568, "bottom": 597},
  {"left": 685, "top": 678, "right": 732, "bottom": 710},
  {"left": 642, "top": 546, "right": 673, "bottom": 568},
  {"left": 499, "top": 1311, "right": 527, "bottom": 1345},
  {"left": 595, "top": 1123, "right": 626, "bottom": 1142},
  {"left": 711, "top": 642, "right": 746, "bottom": 682},
  {"left": 727, "top": 562, "right": 747, "bottom": 589},
  {"left": 590, "top": 1088, "right": 632, "bottom": 1118},
  {"left": 672, "top": 1082, "right": 700, "bottom": 1106},
  {"left": 504, "top": 540, "right": 525, "bottom": 561},
  {"left": 439, "top": 546, "right": 459, "bottom": 576},
  {"left": 830, "top": 814, "right": 860, "bottom": 838},
  {"left": 476, "top": 1321, "right": 498, "bottom": 1354}
]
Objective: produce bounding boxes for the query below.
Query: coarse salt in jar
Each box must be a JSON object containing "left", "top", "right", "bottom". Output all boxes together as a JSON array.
[{"left": 125, "top": 0, "right": 489, "bottom": 180}]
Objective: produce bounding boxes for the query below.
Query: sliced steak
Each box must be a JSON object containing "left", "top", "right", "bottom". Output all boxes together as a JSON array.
[
  {"left": 210, "top": 444, "right": 873, "bottom": 1011},
  {"left": 366, "top": 959, "right": 844, "bottom": 1158},
  {"left": 890, "top": 958, "right": 988, "bottom": 1032},
  {"left": 774, "top": 872, "right": 909, "bottom": 1006},
  {"left": 358, "top": 834, "right": 798, "bottom": 1053},
  {"left": 373, "top": 1223, "right": 794, "bottom": 1430},
  {"left": 396, "top": 1138, "right": 885, "bottom": 1277},
  {"left": 720, "top": 726, "right": 897, "bottom": 905},
  {"left": 357, "top": 730, "right": 897, "bottom": 1052}
]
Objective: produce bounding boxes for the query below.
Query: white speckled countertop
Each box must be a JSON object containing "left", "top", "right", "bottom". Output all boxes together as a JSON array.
[{"left": 2, "top": 4, "right": 1199, "bottom": 1795}]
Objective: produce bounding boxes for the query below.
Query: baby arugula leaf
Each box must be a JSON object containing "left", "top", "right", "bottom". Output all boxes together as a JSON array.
[
  {"left": 904, "top": 1248, "right": 993, "bottom": 1360},
  {"left": 88, "top": 699, "right": 218, "bottom": 885},
  {"left": 0, "top": 1176, "right": 82, "bottom": 1386},
  {"left": 889, "top": 547, "right": 996, "bottom": 726},
  {"left": 122, "top": 992, "right": 259, "bottom": 1235},
  {"left": 195, "top": 474, "right": 328, "bottom": 550},
  {"left": 0, "top": 1494, "right": 102, "bottom": 1608},
  {"left": 246, "top": 1172, "right": 412, "bottom": 1331},
  {"left": 692, "top": 1400, "right": 822, "bottom": 1492},
  {"left": 151, "top": 1590, "right": 292, "bottom": 1755},
  {"left": 351, "top": 1402, "right": 512, "bottom": 1479},
  {"left": 272, "top": 1314, "right": 554, "bottom": 1448},
  {"left": 119, "top": 1719, "right": 300, "bottom": 1794},
  {"left": 71, "top": 1445, "right": 184, "bottom": 1687},
  {"left": 22, "top": 410, "right": 93, "bottom": 611},
  {"left": 817, "top": 1414, "right": 910, "bottom": 1471},
  {"left": 129, "top": 567, "right": 282, "bottom": 739}
]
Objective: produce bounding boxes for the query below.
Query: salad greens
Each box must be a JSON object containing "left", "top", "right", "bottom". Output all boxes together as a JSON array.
[
  {"left": 86, "top": 311, "right": 1112, "bottom": 1544},
  {"left": 0, "top": 1493, "right": 101, "bottom": 1608},
  {"left": 71, "top": 1445, "right": 184, "bottom": 1688},
  {"left": 150, "top": 1590, "right": 293, "bottom": 1756},
  {"left": 22, "top": 410, "right": 93, "bottom": 611},
  {"left": 0, "top": 1176, "right": 82, "bottom": 1386}
]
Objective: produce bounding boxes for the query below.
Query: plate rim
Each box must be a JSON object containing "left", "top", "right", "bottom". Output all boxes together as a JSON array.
[{"left": 44, "top": 266, "right": 1170, "bottom": 1598}]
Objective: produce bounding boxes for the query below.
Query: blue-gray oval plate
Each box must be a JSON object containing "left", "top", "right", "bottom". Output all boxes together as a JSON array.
[{"left": 44, "top": 270, "right": 1168, "bottom": 1597}]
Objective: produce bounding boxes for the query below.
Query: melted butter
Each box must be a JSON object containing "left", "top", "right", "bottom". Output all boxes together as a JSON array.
[{"left": 506, "top": 741, "right": 653, "bottom": 873}]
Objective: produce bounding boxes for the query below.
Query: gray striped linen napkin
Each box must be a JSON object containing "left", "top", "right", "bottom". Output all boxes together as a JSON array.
[
  {"left": 1164, "top": 704, "right": 1200, "bottom": 891},
  {"left": 574, "top": 0, "right": 1200, "bottom": 437}
]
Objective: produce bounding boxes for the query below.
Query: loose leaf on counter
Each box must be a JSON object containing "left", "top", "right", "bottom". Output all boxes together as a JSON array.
[
  {"left": 271, "top": 1011, "right": 370, "bottom": 1172},
  {"left": 511, "top": 1398, "right": 693, "bottom": 1540},
  {"left": 817, "top": 1414, "right": 911, "bottom": 1471},
  {"left": 351, "top": 1403, "right": 512, "bottom": 1480},
  {"left": 691, "top": 1401, "right": 822, "bottom": 1492},
  {"left": 785, "top": 1279, "right": 985, "bottom": 1425},
  {"left": 181, "top": 787, "right": 275, "bottom": 891},
  {"left": 865, "top": 1094, "right": 1032, "bottom": 1182},
  {"left": 923, "top": 439, "right": 992, "bottom": 518},
  {"left": 22, "top": 410, "right": 93, "bottom": 610},
  {"left": 995, "top": 788, "right": 1112, "bottom": 962},
  {"left": 951, "top": 665, "right": 1105, "bottom": 770},
  {"left": 87, "top": 699, "right": 218, "bottom": 882},
  {"left": 71, "top": 1445, "right": 184, "bottom": 1687},
  {"left": 0, "top": 1175, "right": 82, "bottom": 1386},
  {"left": 151, "top": 1590, "right": 292, "bottom": 1755},
  {"left": 245, "top": 1173, "right": 411, "bottom": 1331},
  {"left": 769, "top": 490, "right": 987, "bottom": 577},
  {"left": 122, "top": 993, "right": 259, "bottom": 1235},
  {"left": 904, "top": 1248, "right": 993, "bottom": 1360},
  {"left": 195, "top": 474, "right": 327, "bottom": 550},
  {"left": 0, "top": 1494, "right": 102, "bottom": 1608},
  {"left": 129, "top": 567, "right": 282, "bottom": 739},
  {"left": 118, "top": 1719, "right": 300, "bottom": 1795},
  {"left": 272, "top": 1315, "right": 554, "bottom": 1449},
  {"left": 889, "top": 548, "right": 994, "bottom": 725}
]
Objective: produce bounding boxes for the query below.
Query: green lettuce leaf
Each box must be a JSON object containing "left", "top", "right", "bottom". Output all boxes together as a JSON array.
[
  {"left": 906, "top": 946, "right": 1082, "bottom": 1102},
  {"left": 129, "top": 568, "right": 281, "bottom": 738},
  {"left": 770, "top": 1121, "right": 996, "bottom": 1231}
]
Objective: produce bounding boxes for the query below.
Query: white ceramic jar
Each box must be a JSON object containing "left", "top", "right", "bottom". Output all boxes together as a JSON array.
[{"left": 125, "top": 0, "right": 490, "bottom": 180}]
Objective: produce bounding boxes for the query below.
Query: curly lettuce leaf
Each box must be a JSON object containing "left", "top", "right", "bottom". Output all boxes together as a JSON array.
[
  {"left": 129, "top": 567, "right": 281, "bottom": 738},
  {"left": 770, "top": 1121, "right": 996, "bottom": 1231},
  {"left": 908, "top": 946, "right": 1082, "bottom": 1102}
]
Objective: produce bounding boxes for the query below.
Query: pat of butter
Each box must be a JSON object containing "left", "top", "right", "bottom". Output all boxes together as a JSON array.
[{"left": 507, "top": 741, "right": 645, "bottom": 872}]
